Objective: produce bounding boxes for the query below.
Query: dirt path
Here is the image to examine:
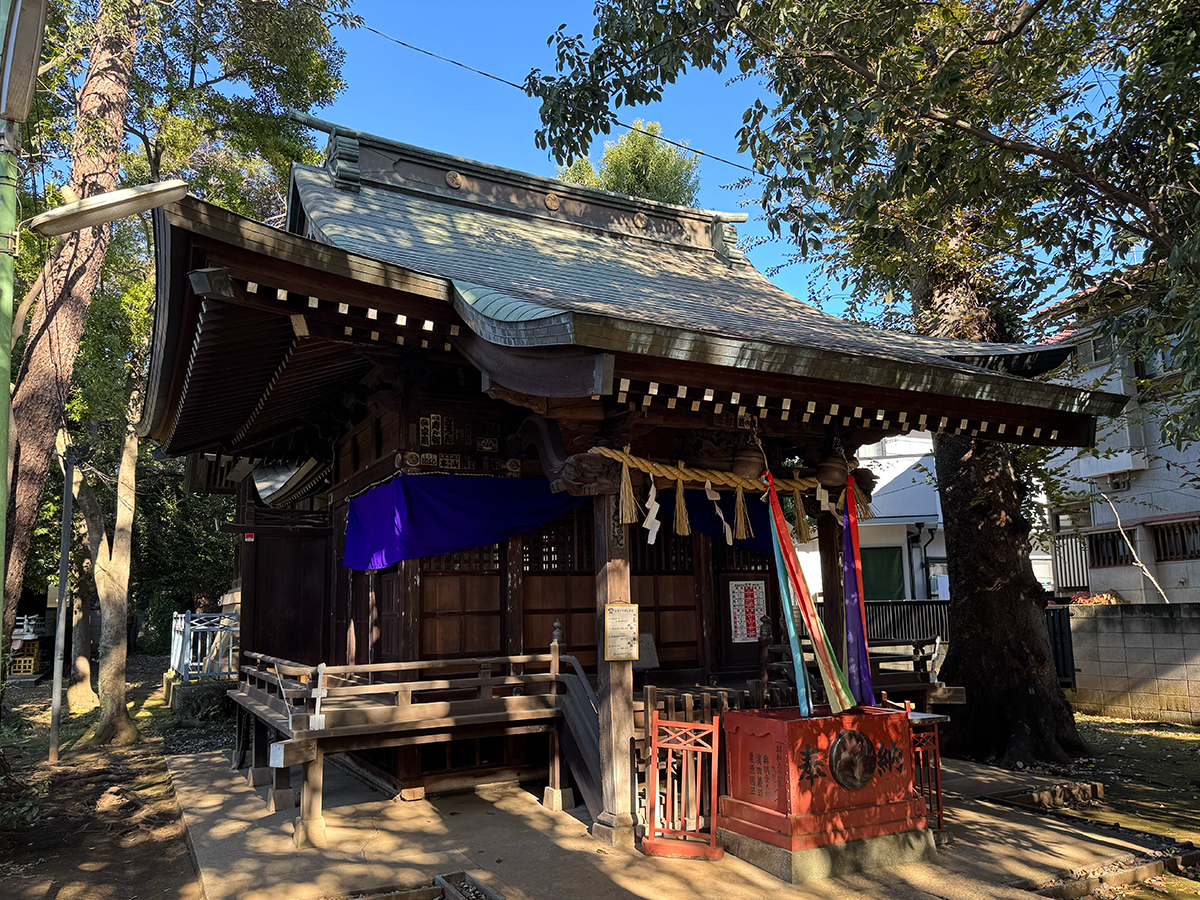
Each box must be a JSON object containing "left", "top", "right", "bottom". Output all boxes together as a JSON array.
[
  {"left": 2, "top": 659, "right": 1198, "bottom": 900},
  {"left": 1, "top": 654, "right": 229, "bottom": 900}
]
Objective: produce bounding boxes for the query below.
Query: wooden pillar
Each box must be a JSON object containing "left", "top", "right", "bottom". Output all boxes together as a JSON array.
[
  {"left": 294, "top": 744, "right": 327, "bottom": 848},
  {"left": 396, "top": 558, "right": 425, "bottom": 801},
  {"left": 367, "top": 570, "right": 378, "bottom": 673},
  {"left": 503, "top": 534, "right": 525, "bottom": 667},
  {"left": 238, "top": 481, "right": 257, "bottom": 666},
  {"left": 248, "top": 715, "right": 272, "bottom": 786},
  {"left": 692, "top": 533, "right": 718, "bottom": 678},
  {"left": 817, "top": 510, "right": 846, "bottom": 669},
  {"left": 396, "top": 746, "right": 424, "bottom": 801},
  {"left": 592, "top": 494, "right": 635, "bottom": 848},
  {"left": 267, "top": 758, "right": 296, "bottom": 812},
  {"left": 543, "top": 634, "right": 575, "bottom": 811},
  {"left": 231, "top": 705, "right": 248, "bottom": 770},
  {"left": 400, "top": 558, "right": 421, "bottom": 660}
]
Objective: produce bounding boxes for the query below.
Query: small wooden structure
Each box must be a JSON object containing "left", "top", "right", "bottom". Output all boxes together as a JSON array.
[
  {"left": 643, "top": 710, "right": 723, "bottom": 859},
  {"left": 137, "top": 118, "right": 1125, "bottom": 849},
  {"left": 169, "top": 611, "right": 239, "bottom": 683}
]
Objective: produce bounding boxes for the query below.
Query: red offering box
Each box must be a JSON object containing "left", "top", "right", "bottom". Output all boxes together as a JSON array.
[{"left": 718, "top": 706, "right": 927, "bottom": 851}]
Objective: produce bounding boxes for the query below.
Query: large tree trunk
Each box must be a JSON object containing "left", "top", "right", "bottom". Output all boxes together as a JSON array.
[
  {"left": 2, "top": 0, "right": 144, "bottom": 649},
  {"left": 914, "top": 264, "right": 1085, "bottom": 764},
  {"left": 934, "top": 435, "right": 1085, "bottom": 764},
  {"left": 68, "top": 524, "right": 99, "bottom": 712},
  {"left": 77, "top": 420, "right": 141, "bottom": 745}
]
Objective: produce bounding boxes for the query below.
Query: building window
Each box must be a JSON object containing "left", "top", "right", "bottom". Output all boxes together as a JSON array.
[
  {"left": 1053, "top": 509, "right": 1091, "bottom": 533},
  {"left": 524, "top": 507, "right": 594, "bottom": 573},
  {"left": 1087, "top": 530, "right": 1134, "bottom": 568},
  {"left": 927, "top": 559, "right": 949, "bottom": 598},
  {"left": 1151, "top": 519, "right": 1200, "bottom": 562},
  {"left": 1076, "top": 334, "right": 1113, "bottom": 370},
  {"left": 1137, "top": 339, "right": 1181, "bottom": 379}
]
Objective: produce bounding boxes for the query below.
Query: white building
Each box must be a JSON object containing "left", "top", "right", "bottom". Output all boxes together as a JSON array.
[
  {"left": 797, "top": 432, "right": 1055, "bottom": 601},
  {"left": 1041, "top": 321, "right": 1200, "bottom": 604}
]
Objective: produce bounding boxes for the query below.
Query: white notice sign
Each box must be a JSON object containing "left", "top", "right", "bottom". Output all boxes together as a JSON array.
[
  {"left": 730, "top": 580, "right": 768, "bottom": 643},
  {"left": 604, "top": 604, "right": 639, "bottom": 661}
]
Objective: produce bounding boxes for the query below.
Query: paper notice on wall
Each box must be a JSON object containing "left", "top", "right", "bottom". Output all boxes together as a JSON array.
[
  {"left": 604, "top": 604, "right": 639, "bottom": 661},
  {"left": 730, "top": 580, "right": 768, "bottom": 643}
]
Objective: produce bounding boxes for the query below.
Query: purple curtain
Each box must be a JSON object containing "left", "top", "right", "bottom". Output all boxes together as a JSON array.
[
  {"left": 842, "top": 511, "right": 876, "bottom": 706},
  {"left": 344, "top": 475, "right": 585, "bottom": 570}
]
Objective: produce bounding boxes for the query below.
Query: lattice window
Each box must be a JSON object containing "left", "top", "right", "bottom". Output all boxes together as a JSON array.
[
  {"left": 1152, "top": 519, "right": 1200, "bottom": 562},
  {"left": 713, "top": 540, "right": 773, "bottom": 574},
  {"left": 632, "top": 531, "right": 694, "bottom": 575},
  {"left": 420, "top": 544, "right": 500, "bottom": 572},
  {"left": 1088, "top": 530, "right": 1134, "bottom": 568},
  {"left": 525, "top": 507, "right": 594, "bottom": 573}
]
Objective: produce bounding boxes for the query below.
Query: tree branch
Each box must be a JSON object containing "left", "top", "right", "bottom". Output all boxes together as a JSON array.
[
  {"left": 788, "top": 48, "right": 1178, "bottom": 255},
  {"left": 1099, "top": 492, "right": 1170, "bottom": 603},
  {"left": 977, "top": 0, "right": 1053, "bottom": 46}
]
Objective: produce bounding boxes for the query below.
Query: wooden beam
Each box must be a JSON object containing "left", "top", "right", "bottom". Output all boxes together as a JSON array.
[
  {"left": 269, "top": 738, "right": 317, "bottom": 768},
  {"left": 592, "top": 494, "right": 636, "bottom": 848},
  {"left": 614, "top": 354, "right": 1101, "bottom": 448}
]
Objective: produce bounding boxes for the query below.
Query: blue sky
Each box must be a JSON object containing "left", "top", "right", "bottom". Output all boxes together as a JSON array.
[{"left": 318, "top": 0, "right": 837, "bottom": 308}]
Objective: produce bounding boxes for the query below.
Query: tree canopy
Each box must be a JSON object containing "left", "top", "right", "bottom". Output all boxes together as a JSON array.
[
  {"left": 559, "top": 119, "right": 700, "bottom": 206},
  {"left": 526, "top": 0, "right": 1199, "bottom": 434}
]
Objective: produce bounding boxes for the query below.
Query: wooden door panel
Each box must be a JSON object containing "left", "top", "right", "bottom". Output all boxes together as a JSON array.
[
  {"left": 419, "top": 571, "right": 500, "bottom": 659},
  {"left": 463, "top": 575, "right": 501, "bottom": 611},
  {"left": 464, "top": 615, "right": 501, "bottom": 655}
]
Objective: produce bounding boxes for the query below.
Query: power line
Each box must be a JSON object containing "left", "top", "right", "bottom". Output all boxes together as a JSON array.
[
  {"left": 339, "top": 9, "right": 1076, "bottom": 281},
  {"left": 351, "top": 20, "right": 759, "bottom": 175}
]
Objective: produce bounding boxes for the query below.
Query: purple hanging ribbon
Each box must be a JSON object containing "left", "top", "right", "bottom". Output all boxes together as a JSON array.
[{"left": 842, "top": 507, "right": 876, "bottom": 706}]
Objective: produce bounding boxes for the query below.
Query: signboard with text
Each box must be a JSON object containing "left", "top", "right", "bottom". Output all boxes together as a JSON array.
[
  {"left": 729, "top": 580, "right": 767, "bottom": 643},
  {"left": 604, "top": 603, "right": 639, "bottom": 661}
]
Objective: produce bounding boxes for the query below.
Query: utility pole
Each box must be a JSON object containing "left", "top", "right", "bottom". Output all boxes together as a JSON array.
[{"left": 48, "top": 446, "right": 73, "bottom": 762}]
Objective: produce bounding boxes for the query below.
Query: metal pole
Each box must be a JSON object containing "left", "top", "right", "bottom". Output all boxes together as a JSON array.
[
  {"left": 48, "top": 447, "right": 72, "bottom": 763},
  {"left": 0, "top": 119, "right": 18, "bottom": 661}
]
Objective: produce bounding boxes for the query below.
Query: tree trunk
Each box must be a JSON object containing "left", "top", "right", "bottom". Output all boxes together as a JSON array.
[
  {"left": 914, "top": 264, "right": 1085, "bottom": 764},
  {"left": 2, "top": 0, "right": 144, "bottom": 649},
  {"left": 77, "top": 420, "right": 141, "bottom": 745},
  {"left": 934, "top": 435, "right": 1085, "bottom": 764},
  {"left": 68, "top": 525, "right": 99, "bottom": 712}
]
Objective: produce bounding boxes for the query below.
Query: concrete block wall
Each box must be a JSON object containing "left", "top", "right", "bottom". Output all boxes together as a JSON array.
[{"left": 1065, "top": 603, "right": 1200, "bottom": 725}]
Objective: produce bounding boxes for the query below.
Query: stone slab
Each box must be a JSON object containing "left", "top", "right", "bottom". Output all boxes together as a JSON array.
[{"left": 716, "top": 826, "right": 937, "bottom": 883}]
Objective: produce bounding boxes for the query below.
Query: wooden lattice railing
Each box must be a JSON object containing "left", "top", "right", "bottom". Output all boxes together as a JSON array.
[{"left": 235, "top": 648, "right": 593, "bottom": 740}]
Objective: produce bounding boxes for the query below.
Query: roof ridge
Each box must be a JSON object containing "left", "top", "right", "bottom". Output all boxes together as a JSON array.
[{"left": 289, "top": 111, "right": 742, "bottom": 223}]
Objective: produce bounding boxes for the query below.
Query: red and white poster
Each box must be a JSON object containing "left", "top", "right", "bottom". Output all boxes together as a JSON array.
[{"left": 729, "top": 580, "right": 767, "bottom": 643}]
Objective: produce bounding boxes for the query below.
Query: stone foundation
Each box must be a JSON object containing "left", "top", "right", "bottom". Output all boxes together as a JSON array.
[{"left": 717, "top": 825, "right": 937, "bottom": 883}]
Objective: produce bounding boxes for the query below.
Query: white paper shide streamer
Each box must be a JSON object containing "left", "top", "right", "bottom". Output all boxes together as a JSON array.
[
  {"left": 705, "top": 479, "right": 734, "bottom": 545},
  {"left": 642, "top": 482, "right": 662, "bottom": 544}
]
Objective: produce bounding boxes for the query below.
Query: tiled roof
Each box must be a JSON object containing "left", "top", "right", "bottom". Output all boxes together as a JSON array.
[{"left": 291, "top": 164, "right": 1062, "bottom": 377}]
